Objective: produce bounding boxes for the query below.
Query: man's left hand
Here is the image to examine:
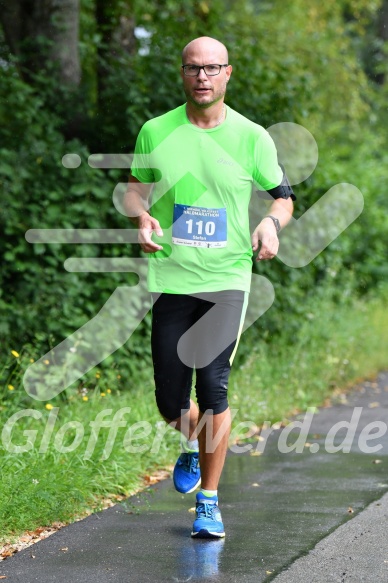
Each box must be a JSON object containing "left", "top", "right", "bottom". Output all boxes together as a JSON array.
[{"left": 251, "top": 218, "right": 279, "bottom": 261}]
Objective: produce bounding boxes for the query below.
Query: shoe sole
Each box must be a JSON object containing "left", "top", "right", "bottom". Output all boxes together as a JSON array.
[
  {"left": 191, "top": 529, "right": 225, "bottom": 539},
  {"left": 174, "top": 475, "right": 201, "bottom": 494}
]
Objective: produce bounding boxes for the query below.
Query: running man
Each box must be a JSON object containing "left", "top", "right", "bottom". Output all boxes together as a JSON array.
[{"left": 125, "top": 36, "right": 296, "bottom": 538}]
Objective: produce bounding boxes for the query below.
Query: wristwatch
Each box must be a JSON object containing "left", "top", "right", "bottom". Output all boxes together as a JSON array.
[{"left": 263, "top": 215, "right": 281, "bottom": 233}]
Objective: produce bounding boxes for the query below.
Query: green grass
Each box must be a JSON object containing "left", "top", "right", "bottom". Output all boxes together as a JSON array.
[
  {"left": 0, "top": 291, "right": 387, "bottom": 545},
  {"left": 0, "top": 381, "right": 181, "bottom": 543},
  {"left": 230, "top": 293, "right": 388, "bottom": 423}
]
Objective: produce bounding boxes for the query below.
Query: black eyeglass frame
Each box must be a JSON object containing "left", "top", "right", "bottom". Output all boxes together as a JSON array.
[{"left": 181, "top": 64, "right": 229, "bottom": 77}]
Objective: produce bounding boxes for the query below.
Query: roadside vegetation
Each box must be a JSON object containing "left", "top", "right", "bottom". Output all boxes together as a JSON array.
[{"left": 1, "top": 282, "right": 387, "bottom": 545}]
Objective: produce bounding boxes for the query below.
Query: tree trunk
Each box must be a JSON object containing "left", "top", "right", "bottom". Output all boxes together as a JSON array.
[
  {"left": 95, "top": 0, "right": 136, "bottom": 99},
  {"left": 378, "top": 0, "right": 388, "bottom": 41},
  {"left": 0, "top": 0, "right": 80, "bottom": 87},
  {"left": 375, "top": 0, "right": 388, "bottom": 84},
  {"left": 93, "top": 0, "right": 136, "bottom": 147}
]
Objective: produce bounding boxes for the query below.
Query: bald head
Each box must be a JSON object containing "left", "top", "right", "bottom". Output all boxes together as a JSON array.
[
  {"left": 182, "top": 36, "right": 228, "bottom": 65},
  {"left": 180, "top": 36, "right": 232, "bottom": 111}
]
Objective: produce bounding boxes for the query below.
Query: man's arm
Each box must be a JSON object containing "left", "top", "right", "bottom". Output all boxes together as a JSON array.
[
  {"left": 123, "top": 175, "right": 164, "bottom": 252},
  {"left": 251, "top": 196, "right": 294, "bottom": 262}
]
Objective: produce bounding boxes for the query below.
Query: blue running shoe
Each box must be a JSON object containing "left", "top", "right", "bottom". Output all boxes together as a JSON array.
[
  {"left": 191, "top": 493, "right": 225, "bottom": 538},
  {"left": 173, "top": 451, "right": 201, "bottom": 494}
]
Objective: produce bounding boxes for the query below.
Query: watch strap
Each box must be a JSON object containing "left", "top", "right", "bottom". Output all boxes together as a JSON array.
[{"left": 264, "top": 215, "right": 281, "bottom": 233}]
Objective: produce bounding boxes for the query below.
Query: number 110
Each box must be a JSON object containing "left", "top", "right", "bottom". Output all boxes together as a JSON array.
[{"left": 186, "top": 219, "right": 216, "bottom": 236}]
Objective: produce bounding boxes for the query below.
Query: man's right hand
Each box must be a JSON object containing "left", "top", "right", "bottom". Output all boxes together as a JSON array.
[{"left": 138, "top": 212, "right": 164, "bottom": 252}]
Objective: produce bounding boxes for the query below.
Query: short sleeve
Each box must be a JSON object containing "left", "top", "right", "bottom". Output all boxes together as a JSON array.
[
  {"left": 130, "top": 123, "right": 156, "bottom": 184},
  {"left": 252, "top": 130, "right": 283, "bottom": 191}
]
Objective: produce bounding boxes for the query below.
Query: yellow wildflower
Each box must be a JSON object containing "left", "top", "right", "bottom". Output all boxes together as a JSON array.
[
  {"left": 82, "top": 396, "right": 88, "bottom": 401},
  {"left": 95, "top": 373, "right": 101, "bottom": 379},
  {"left": 43, "top": 359, "right": 50, "bottom": 365},
  {"left": 100, "top": 392, "right": 106, "bottom": 397},
  {"left": 107, "top": 388, "right": 112, "bottom": 394},
  {"left": 11, "top": 350, "right": 20, "bottom": 358},
  {"left": 45, "top": 404, "right": 54, "bottom": 410},
  {"left": 8, "top": 385, "right": 14, "bottom": 390},
  {"left": 30, "top": 358, "right": 34, "bottom": 363}
]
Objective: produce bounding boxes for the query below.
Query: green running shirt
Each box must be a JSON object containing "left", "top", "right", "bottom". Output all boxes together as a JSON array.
[{"left": 131, "top": 103, "right": 283, "bottom": 294}]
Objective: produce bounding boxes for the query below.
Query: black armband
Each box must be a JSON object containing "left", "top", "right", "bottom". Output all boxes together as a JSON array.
[{"left": 265, "top": 164, "right": 296, "bottom": 201}]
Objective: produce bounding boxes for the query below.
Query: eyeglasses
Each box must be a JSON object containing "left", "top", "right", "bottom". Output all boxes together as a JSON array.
[{"left": 181, "top": 64, "right": 229, "bottom": 77}]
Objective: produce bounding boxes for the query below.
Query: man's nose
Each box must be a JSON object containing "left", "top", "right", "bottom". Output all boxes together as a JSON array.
[{"left": 197, "top": 67, "right": 208, "bottom": 80}]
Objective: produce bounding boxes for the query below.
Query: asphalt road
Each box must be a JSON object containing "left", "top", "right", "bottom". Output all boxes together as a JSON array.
[{"left": 1, "top": 371, "right": 388, "bottom": 583}]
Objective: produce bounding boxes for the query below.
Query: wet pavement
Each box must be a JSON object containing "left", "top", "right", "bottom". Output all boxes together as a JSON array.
[
  {"left": 271, "top": 490, "right": 388, "bottom": 583},
  {"left": 1, "top": 371, "right": 388, "bottom": 582}
]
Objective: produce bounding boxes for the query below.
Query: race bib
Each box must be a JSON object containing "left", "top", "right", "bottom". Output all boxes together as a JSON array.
[{"left": 172, "top": 204, "right": 227, "bottom": 248}]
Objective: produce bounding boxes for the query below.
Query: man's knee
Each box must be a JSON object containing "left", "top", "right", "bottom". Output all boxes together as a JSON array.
[
  {"left": 195, "top": 363, "right": 230, "bottom": 415},
  {"left": 195, "top": 385, "right": 229, "bottom": 416},
  {"left": 155, "top": 390, "right": 189, "bottom": 422}
]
